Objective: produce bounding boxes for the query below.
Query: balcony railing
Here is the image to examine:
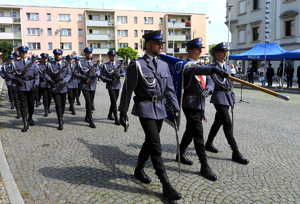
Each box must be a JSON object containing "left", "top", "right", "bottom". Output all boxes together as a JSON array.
[
  {"left": 86, "top": 34, "right": 112, "bottom": 41},
  {"left": 167, "top": 48, "right": 186, "bottom": 54},
  {"left": 0, "top": 17, "right": 13, "bottom": 24},
  {"left": 92, "top": 48, "right": 110, "bottom": 54},
  {"left": 0, "top": 32, "right": 14, "bottom": 39},
  {"left": 86, "top": 20, "right": 115, "bottom": 27}
]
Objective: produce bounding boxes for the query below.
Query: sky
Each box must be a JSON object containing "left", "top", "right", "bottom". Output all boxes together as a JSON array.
[{"left": 5, "top": 0, "right": 228, "bottom": 45}]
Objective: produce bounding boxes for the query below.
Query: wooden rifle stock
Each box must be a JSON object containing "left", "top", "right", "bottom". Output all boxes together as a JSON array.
[{"left": 227, "top": 75, "right": 289, "bottom": 101}]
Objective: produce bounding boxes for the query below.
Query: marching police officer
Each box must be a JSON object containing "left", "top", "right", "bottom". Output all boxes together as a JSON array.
[
  {"left": 77, "top": 47, "right": 100, "bottom": 128},
  {"left": 74, "top": 56, "right": 82, "bottom": 105},
  {"left": 100, "top": 50, "right": 125, "bottom": 125},
  {"left": 2, "top": 55, "right": 15, "bottom": 110},
  {"left": 205, "top": 42, "right": 249, "bottom": 165},
  {"left": 66, "top": 55, "right": 80, "bottom": 115},
  {"left": 118, "top": 30, "right": 181, "bottom": 201},
  {"left": 7, "top": 46, "right": 39, "bottom": 132},
  {"left": 37, "top": 53, "right": 52, "bottom": 117},
  {"left": 44, "top": 49, "right": 71, "bottom": 130},
  {"left": 175, "top": 37, "right": 228, "bottom": 181}
]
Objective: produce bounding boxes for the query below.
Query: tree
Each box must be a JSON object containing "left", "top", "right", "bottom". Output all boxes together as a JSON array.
[
  {"left": 209, "top": 43, "right": 229, "bottom": 63},
  {"left": 117, "top": 47, "right": 138, "bottom": 66},
  {"left": 0, "top": 40, "right": 14, "bottom": 63}
]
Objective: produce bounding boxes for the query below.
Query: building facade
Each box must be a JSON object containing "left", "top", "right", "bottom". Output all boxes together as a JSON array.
[
  {"left": 0, "top": 5, "right": 209, "bottom": 63},
  {"left": 226, "top": 0, "right": 300, "bottom": 71}
]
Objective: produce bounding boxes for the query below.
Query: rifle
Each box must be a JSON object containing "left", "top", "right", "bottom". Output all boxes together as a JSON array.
[
  {"left": 15, "top": 58, "right": 38, "bottom": 85},
  {"left": 55, "top": 62, "right": 69, "bottom": 77}
]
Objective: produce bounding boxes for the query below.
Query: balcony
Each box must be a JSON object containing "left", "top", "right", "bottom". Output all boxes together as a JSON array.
[
  {"left": 167, "top": 48, "right": 186, "bottom": 54},
  {"left": 0, "top": 17, "right": 13, "bottom": 24},
  {"left": 92, "top": 48, "right": 110, "bottom": 54},
  {"left": 86, "top": 20, "right": 115, "bottom": 27},
  {"left": 168, "top": 35, "right": 188, "bottom": 41},
  {"left": 0, "top": 32, "right": 14, "bottom": 39},
  {"left": 86, "top": 34, "right": 111, "bottom": 41},
  {"left": 167, "top": 22, "right": 191, "bottom": 29}
]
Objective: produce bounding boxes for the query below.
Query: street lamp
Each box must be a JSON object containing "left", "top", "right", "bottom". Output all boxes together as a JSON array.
[
  {"left": 170, "top": 18, "right": 176, "bottom": 57},
  {"left": 226, "top": 4, "right": 233, "bottom": 64}
]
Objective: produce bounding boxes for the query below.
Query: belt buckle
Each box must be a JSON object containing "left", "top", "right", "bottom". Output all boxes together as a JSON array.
[{"left": 152, "top": 95, "right": 158, "bottom": 102}]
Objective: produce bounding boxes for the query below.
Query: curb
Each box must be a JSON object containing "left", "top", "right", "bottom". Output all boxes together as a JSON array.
[{"left": 0, "top": 78, "right": 25, "bottom": 204}]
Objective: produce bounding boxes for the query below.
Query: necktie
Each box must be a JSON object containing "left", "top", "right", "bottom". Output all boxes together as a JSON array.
[
  {"left": 153, "top": 58, "right": 157, "bottom": 69},
  {"left": 57, "top": 63, "right": 60, "bottom": 68},
  {"left": 23, "top": 59, "right": 26, "bottom": 66},
  {"left": 223, "top": 64, "right": 226, "bottom": 71},
  {"left": 197, "top": 75, "right": 206, "bottom": 89},
  {"left": 88, "top": 62, "right": 91, "bottom": 67},
  {"left": 111, "top": 62, "right": 114, "bottom": 66}
]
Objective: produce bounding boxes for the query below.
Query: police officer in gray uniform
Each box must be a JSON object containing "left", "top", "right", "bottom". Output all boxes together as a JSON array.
[
  {"left": 2, "top": 55, "right": 15, "bottom": 109},
  {"left": 7, "top": 46, "right": 39, "bottom": 132},
  {"left": 175, "top": 38, "right": 228, "bottom": 181},
  {"left": 66, "top": 55, "right": 80, "bottom": 115},
  {"left": 74, "top": 56, "right": 82, "bottom": 105},
  {"left": 77, "top": 47, "right": 100, "bottom": 128},
  {"left": 37, "top": 53, "right": 52, "bottom": 117},
  {"left": 205, "top": 42, "right": 249, "bottom": 165},
  {"left": 118, "top": 30, "right": 182, "bottom": 201},
  {"left": 101, "top": 50, "right": 125, "bottom": 125},
  {"left": 44, "top": 49, "right": 71, "bottom": 130}
]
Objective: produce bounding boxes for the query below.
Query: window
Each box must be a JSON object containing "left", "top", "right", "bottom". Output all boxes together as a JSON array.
[
  {"left": 168, "top": 43, "right": 173, "bottom": 48},
  {"left": 117, "top": 16, "right": 127, "bottom": 24},
  {"left": 60, "top": 29, "right": 71, "bottom": 36},
  {"left": 78, "top": 29, "right": 83, "bottom": 36},
  {"left": 134, "top": 30, "right": 138, "bottom": 37},
  {"left": 134, "top": 16, "right": 137, "bottom": 24},
  {"left": 0, "top": 28, "right": 5, "bottom": 32},
  {"left": 106, "top": 43, "right": 111, "bottom": 48},
  {"left": 238, "top": 30, "right": 246, "bottom": 43},
  {"left": 88, "top": 15, "right": 100, "bottom": 20},
  {"left": 239, "top": 0, "right": 246, "bottom": 14},
  {"left": 181, "top": 31, "right": 186, "bottom": 35},
  {"left": 13, "top": 42, "right": 18, "bottom": 47},
  {"left": 89, "top": 29, "right": 100, "bottom": 34},
  {"left": 253, "top": 0, "right": 260, "bottom": 10},
  {"left": 47, "top": 28, "right": 52, "bottom": 36},
  {"left": 118, "top": 30, "right": 128, "bottom": 37},
  {"left": 59, "top": 14, "right": 71, "bottom": 21},
  {"left": 0, "top": 12, "right": 4, "bottom": 17},
  {"left": 78, "top": 14, "right": 82, "bottom": 22},
  {"left": 79, "top": 42, "right": 83, "bottom": 50},
  {"left": 252, "top": 27, "right": 259, "bottom": 41},
  {"left": 27, "top": 28, "right": 41, "bottom": 35},
  {"left": 28, "top": 43, "right": 41, "bottom": 50},
  {"left": 91, "top": 43, "right": 101, "bottom": 48},
  {"left": 10, "top": 12, "right": 16, "bottom": 17},
  {"left": 118, "top": 43, "right": 128, "bottom": 48},
  {"left": 181, "top": 43, "right": 185, "bottom": 48},
  {"left": 47, "top": 13, "right": 51, "bottom": 21},
  {"left": 105, "top": 15, "right": 110, "bottom": 20},
  {"left": 159, "top": 18, "right": 163, "bottom": 24},
  {"left": 144, "top": 17, "right": 153, "bottom": 24},
  {"left": 61, "top": 43, "right": 72, "bottom": 50},
  {"left": 12, "top": 27, "right": 18, "bottom": 33},
  {"left": 285, "top": 20, "right": 294, "bottom": 36},
  {"left": 181, "top": 19, "right": 185, "bottom": 22},
  {"left": 26, "top": 13, "right": 39, "bottom": 20},
  {"left": 134, "top": 43, "right": 138, "bottom": 50},
  {"left": 48, "top": 42, "right": 52, "bottom": 50}
]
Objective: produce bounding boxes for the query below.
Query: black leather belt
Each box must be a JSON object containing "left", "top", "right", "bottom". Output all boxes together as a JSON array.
[
  {"left": 214, "top": 88, "right": 231, "bottom": 92},
  {"left": 20, "top": 76, "right": 34, "bottom": 81},
  {"left": 134, "top": 95, "right": 165, "bottom": 102}
]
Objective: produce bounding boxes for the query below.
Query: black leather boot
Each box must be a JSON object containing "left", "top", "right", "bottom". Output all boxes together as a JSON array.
[
  {"left": 114, "top": 112, "right": 120, "bottom": 125},
  {"left": 44, "top": 108, "right": 48, "bottom": 117},
  {"left": 16, "top": 108, "right": 21, "bottom": 119},
  {"left": 158, "top": 173, "right": 181, "bottom": 201},
  {"left": 84, "top": 115, "right": 90, "bottom": 123},
  {"left": 107, "top": 109, "right": 114, "bottom": 120},
  {"left": 89, "top": 118, "right": 96, "bottom": 128},
  {"left": 58, "top": 117, "right": 63, "bottom": 130},
  {"left": 35, "top": 100, "right": 39, "bottom": 107},
  {"left": 176, "top": 145, "right": 193, "bottom": 165},
  {"left": 134, "top": 159, "right": 151, "bottom": 184},
  {"left": 205, "top": 136, "right": 219, "bottom": 153},
  {"left": 232, "top": 150, "right": 249, "bottom": 165},
  {"left": 200, "top": 158, "right": 217, "bottom": 181},
  {"left": 21, "top": 116, "right": 28, "bottom": 132},
  {"left": 10, "top": 102, "right": 14, "bottom": 109},
  {"left": 28, "top": 117, "right": 34, "bottom": 126},
  {"left": 71, "top": 104, "right": 76, "bottom": 115}
]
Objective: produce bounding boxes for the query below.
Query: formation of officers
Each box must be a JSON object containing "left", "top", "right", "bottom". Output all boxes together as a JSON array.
[{"left": 0, "top": 30, "right": 250, "bottom": 202}]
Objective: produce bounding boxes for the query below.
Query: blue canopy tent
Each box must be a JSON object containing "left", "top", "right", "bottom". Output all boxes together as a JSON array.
[
  {"left": 229, "top": 43, "right": 287, "bottom": 60},
  {"left": 285, "top": 49, "right": 300, "bottom": 60}
]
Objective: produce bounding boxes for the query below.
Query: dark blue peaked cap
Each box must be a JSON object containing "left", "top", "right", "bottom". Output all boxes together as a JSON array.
[
  {"left": 142, "top": 30, "right": 165, "bottom": 43},
  {"left": 18, "top": 46, "right": 28, "bottom": 52},
  {"left": 212, "top": 42, "right": 228, "bottom": 53},
  {"left": 107, "top": 50, "right": 117, "bottom": 55},
  {"left": 84, "top": 47, "right": 93, "bottom": 53},
  {"left": 13, "top": 52, "right": 20, "bottom": 57},
  {"left": 185, "top": 37, "right": 205, "bottom": 49},
  {"left": 7, "top": 55, "right": 14, "bottom": 60},
  {"left": 53, "top": 49, "right": 63, "bottom": 55},
  {"left": 65, "top": 55, "right": 74, "bottom": 59},
  {"left": 74, "top": 56, "right": 80, "bottom": 60},
  {"left": 40, "top": 53, "right": 49, "bottom": 58}
]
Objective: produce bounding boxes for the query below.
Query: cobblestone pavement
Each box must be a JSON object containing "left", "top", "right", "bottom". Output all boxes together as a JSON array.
[{"left": 1, "top": 80, "right": 300, "bottom": 204}]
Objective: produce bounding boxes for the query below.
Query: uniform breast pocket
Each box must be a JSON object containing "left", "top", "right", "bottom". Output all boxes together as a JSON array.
[
  {"left": 143, "top": 73, "right": 155, "bottom": 84},
  {"left": 160, "top": 72, "right": 169, "bottom": 86}
]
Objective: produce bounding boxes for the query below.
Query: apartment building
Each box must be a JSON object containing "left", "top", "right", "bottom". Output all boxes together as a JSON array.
[
  {"left": 0, "top": 5, "right": 209, "bottom": 63},
  {"left": 226, "top": 0, "right": 300, "bottom": 70}
]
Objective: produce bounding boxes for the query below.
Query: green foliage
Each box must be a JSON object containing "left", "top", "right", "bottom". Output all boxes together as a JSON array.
[
  {"left": 0, "top": 40, "right": 14, "bottom": 62},
  {"left": 209, "top": 44, "right": 217, "bottom": 63},
  {"left": 117, "top": 47, "right": 138, "bottom": 65}
]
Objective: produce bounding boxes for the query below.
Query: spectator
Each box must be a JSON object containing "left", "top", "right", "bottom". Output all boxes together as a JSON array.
[
  {"left": 247, "top": 63, "right": 254, "bottom": 84},
  {"left": 297, "top": 66, "right": 300, "bottom": 88},
  {"left": 258, "top": 63, "right": 266, "bottom": 87},
  {"left": 266, "top": 63, "right": 274, "bottom": 87},
  {"left": 285, "top": 63, "right": 294, "bottom": 88}
]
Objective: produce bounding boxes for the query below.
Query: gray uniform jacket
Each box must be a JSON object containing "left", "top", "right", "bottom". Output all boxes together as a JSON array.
[
  {"left": 210, "top": 62, "right": 235, "bottom": 106},
  {"left": 101, "top": 62, "right": 126, "bottom": 90},
  {"left": 118, "top": 54, "right": 180, "bottom": 120},
  {"left": 37, "top": 62, "right": 51, "bottom": 88},
  {"left": 44, "top": 60, "right": 71, "bottom": 93},
  {"left": 1, "top": 64, "right": 12, "bottom": 86},
  {"left": 8, "top": 59, "right": 40, "bottom": 91},
  {"left": 67, "top": 63, "right": 80, "bottom": 89},
  {"left": 77, "top": 60, "right": 100, "bottom": 91},
  {"left": 182, "top": 58, "right": 215, "bottom": 110}
]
